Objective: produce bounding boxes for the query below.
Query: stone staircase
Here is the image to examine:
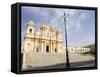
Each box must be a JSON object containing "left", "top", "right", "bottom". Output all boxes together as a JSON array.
[
  {"left": 24, "top": 52, "right": 66, "bottom": 68},
  {"left": 22, "top": 52, "right": 95, "bottom": 70}
]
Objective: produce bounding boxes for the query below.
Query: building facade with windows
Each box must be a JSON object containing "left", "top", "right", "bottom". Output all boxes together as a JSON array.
[
  {"left": 67, "top": 47, "right": 90, "bottom": 53},
  {"left": 21, "top": 20, "right": 64, "bottom": 54}
]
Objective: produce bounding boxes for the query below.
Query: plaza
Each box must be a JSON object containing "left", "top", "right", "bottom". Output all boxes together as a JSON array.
[{"left": 21, "top": 21, "right": 94, "bottom": 70}]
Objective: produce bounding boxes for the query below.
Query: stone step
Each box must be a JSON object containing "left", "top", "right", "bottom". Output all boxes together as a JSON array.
[
  {"left": 24, "top": 53, "right": 66, "bottom": 68},
  {"left": 22, "top": 52, "right": 95, "bottom": 69}
]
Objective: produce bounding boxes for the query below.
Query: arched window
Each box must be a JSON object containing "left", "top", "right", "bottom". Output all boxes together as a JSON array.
[{"left": 29, "top": 28, "right": 32, "bottom": 33}]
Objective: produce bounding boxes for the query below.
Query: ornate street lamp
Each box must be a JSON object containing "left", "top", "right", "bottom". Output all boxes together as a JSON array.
[{"left": 61, "top": 12, "right": 70, "bottom": 67}]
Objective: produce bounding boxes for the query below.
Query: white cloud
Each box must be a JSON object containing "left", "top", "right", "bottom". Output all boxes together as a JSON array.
[
  {"left": 75, "top": 21, "right": 81, "bottom": 32},
  {"left": 74, "top": 12, "right": 87, "bottom": 32},
  {"left": 78, "top": 12, "right": 87, "bottom": 21}
]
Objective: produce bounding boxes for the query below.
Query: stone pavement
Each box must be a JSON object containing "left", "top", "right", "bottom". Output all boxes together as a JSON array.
[
  {"left": 68, "top": 52, "right": 95, "bottom": 63},
  {"left": 22, "top": 52, "right": 95, "bottom": 70}
]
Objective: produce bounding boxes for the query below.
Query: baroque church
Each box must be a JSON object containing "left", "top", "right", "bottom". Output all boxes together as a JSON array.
[{"left": 21, "top": 20, "right": 64, "bottom": 54}]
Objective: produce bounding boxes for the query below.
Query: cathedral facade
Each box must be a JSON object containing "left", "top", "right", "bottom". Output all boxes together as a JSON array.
[
  {"left": 21, "top": 21, "right": 65, "bottom": 69},
  {"left": 21, "top": 20, "right": 64, "bottom": 54}
]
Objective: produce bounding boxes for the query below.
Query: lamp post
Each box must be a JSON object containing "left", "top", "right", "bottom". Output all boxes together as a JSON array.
[{"left": 61, "top": 12, "right": 70, "bottom": 67}]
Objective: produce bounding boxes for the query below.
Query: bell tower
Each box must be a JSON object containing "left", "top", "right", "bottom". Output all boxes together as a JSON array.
[
  {"left": 56, "top": 30, "right": 63, "bottom": 53},
  {"left": 26, "top": 20, "right": 35, "bottom": 34},
  {"left": 23, "top": 20, "right": 35, "bottom": 54}
]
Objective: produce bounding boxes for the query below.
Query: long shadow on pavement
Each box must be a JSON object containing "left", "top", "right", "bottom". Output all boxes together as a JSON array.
[{"left": 23, "top": 60, "right": 95, "bottom": 71}]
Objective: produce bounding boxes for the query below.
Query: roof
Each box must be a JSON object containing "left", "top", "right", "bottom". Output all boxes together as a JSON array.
[{"left": 27, "top": 20, "right": 35, "bottom": 26}]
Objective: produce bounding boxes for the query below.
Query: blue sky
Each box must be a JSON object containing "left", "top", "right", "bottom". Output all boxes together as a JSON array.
[{"left": 21, "top": 6, "right": 95, "bottom": 46}]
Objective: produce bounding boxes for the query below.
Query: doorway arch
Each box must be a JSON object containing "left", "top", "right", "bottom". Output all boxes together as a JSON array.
[{"left": 46, "top": 45, "right": 49, "bottom": 52}]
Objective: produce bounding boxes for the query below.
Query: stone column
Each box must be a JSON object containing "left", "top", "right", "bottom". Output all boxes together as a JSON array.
[
  {"left": 50, "top": 42, "right": 52, "bottom": 53},
  {"left": 31, "top": 39, "right": 34, "bottom": 53},
  {"left": 52, "top": 42, "right": 54, "bottom": 53},
  {"left": 44, "top": 41, "right": 46, "bottom": 53},
  {"left": 54, "top": 42, "right": 56, "bottom": 53},
  {"left": 39, "top": 40, "right": 41, "bottom": 52},
  {"left": 41, "top": 41, "right": 43, "bottom": 53},
  {"left": 56, "top": 42, "right": 58, "bottom": 53},
  {"left": 35, "top": 39, "right": 38, "bottom": 53},
  {"left": 43, "top": 41, "right": 45, "bottom": 52},
  {"left": 33, "top": 38, "right": 35, "bottom": 53},
  {"left": 34, "top": 39, "right": 36, "bottom": 53},
  {"left": 52, "top": 42, "right": 53, "bottom": 53},
  {"left": 43, "top": 41, "right": 45, "bottom": 53}
]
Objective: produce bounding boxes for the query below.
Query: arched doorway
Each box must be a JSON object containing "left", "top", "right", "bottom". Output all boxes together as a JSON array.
[
  {"left": 55, "top": 49, "right": 57, "bottom": 53},
  {"left": 46, "top": 45, "right": 49, "bottom": 52}
]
